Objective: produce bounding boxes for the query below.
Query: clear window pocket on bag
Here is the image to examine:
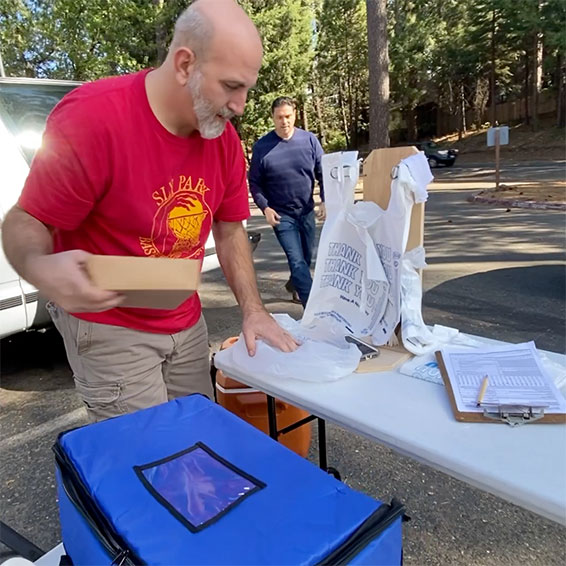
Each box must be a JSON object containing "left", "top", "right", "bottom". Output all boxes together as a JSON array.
[{"left": 133, "top": 442, "right": 266, "bottom": 532}]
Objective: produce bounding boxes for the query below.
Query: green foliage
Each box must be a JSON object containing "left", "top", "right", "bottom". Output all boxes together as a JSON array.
[
  {"left": 389, "top": 0, "right": 437, "bottom": 111},
  {"left": 0, "top": 0, "right": 160, "bottom": 79},
  {"left": 323, "top": 129, "right": 347, "bottom": 152},
  {"left": 237, "top": 0, "right": 314, "bottom": 151},
  {"left": 0, "top": 0, "right": 563, "bottom": 147},
  {"left": 316, "top": 0, "right": 368, "bottom": 148}
]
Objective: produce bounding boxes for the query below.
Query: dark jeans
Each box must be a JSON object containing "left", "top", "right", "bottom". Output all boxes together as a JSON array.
[{"left": 273, "top": 210, "right": 315, "bottom": 307}]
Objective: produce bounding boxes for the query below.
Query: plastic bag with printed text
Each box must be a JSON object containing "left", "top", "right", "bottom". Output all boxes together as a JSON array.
[{"left": 301, "top": 151, "right": 429, "bottom": 346}]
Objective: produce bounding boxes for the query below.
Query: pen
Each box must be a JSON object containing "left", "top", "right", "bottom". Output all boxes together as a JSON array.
[{"left": 476, "top": 375, "right": 489, "bottom": 407}]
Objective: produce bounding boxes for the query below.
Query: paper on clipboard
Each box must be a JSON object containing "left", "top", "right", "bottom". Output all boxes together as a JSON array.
[{"left": 438, "top": 341, "right": 566, "bottom": 414}]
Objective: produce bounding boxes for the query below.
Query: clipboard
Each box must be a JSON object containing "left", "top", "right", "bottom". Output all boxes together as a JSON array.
[{"left": 435, "top": 351, "right": 566, "bottom": 426}]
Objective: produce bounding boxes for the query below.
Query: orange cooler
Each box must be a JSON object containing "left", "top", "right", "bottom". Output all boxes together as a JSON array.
[{"left": 214, "top": 337, "right": 312, "bottom": 457}]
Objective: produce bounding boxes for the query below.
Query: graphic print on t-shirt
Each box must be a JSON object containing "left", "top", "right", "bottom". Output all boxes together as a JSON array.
[{"left": 140, "top": 175, "right": 212, "bottom": 259}]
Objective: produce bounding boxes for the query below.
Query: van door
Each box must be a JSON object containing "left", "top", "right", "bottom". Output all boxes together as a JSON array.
[{"left": 0, "top": 117, "right": 29, "bottom": 337}]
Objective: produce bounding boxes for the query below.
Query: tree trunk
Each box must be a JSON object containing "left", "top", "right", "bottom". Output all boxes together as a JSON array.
[
  {"left": 338, "top": 82, "right": 350, "bottom": 147},
  {"left": 490, "top": 8, "right": 497, "bottom": 126},
  {"left": 243, "top": 140, "right": 251, "bottom": 166},
  {"left": 473, "top": 77, "right": 489, "bottom": 128},
  {"left": 298, "top": 94, "right": 309, "bottom": 131},
  {"left": 460, "top": 84, "right": 467, "bottom": 135},
  {"left": 530, "top": 1, "right": 543, "bottom": 131},
  {"left": 153, "top": 0, "right": 167, "bottom": 65},
  {"left": 524, "top": 50, "right": 530, "bottom": 125},
  {"left": 530, "top": 32, "right": 542, "bottom": 131},
  {"left": 366, "top": 0, "right": 390, "bottom": 149},
  {"left": 310, "top": 81, "right": 326, "bottom": 146},
  {"left": 403, "top": 107, "right": 417, "bottom": 141},
  {"left": 557, "top": 55, "right": 566, "bottom": 128},
  {"left": 447, "top": 80, "right": 457, "bottom": 132},
  {"left": 457, "top": 84, "right": 466, "bottom": 141},
  {"left": 352, "top": 96, "right": 359, "bottom": 149},
  {"left": 347, "top": 74, "right": 355, "bottom": 148}
]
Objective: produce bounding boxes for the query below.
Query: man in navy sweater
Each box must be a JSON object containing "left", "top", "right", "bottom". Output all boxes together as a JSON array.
[{"left": 249, "top": 97, "right": 325, "bottom": 307}]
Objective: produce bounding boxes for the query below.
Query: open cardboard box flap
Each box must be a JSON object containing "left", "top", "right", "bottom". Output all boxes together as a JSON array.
[{"left": 87, "top": 255, "right": 200, "bottom": 310}]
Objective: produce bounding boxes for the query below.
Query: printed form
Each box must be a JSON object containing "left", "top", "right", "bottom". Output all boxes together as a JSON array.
[{"left": 439, "top": 341, "right": 566, "bottom": 414}]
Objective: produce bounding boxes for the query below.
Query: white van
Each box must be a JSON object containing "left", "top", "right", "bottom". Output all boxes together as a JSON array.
[{"left": 0, "top": 77, "right": 234, "bottom": 339}]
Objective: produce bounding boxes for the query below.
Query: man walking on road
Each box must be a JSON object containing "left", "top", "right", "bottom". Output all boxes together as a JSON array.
[
  {"left": 249, "top": 97, "right": 325, "bottom": 307},
  {"left": 1, "top": 0, "right": 298, "bottom": 423}
]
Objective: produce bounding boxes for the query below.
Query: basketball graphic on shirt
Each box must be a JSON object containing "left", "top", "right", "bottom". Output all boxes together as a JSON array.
[
  {"left": 139, "top": 176, "right": 212, "bottom": 259},
  {"left": 169, "top": 202, "right": 206, "bottom": 242}
]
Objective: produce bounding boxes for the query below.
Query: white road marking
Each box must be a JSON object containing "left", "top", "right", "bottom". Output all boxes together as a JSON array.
[{"left": 0, "top": 408, "right": 87, "bottom": 451}]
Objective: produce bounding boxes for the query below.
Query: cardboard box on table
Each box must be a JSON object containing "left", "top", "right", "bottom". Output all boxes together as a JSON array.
[
  {"left": 87, "top": 255, "right": 200, "bottom": 309},
  {"left": 357, "top": 146, "right": 426, "bottom": 373}
]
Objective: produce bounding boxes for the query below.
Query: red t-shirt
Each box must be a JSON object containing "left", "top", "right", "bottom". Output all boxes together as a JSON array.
[{"left": 19, "top": 69, "right": 250, "bottom": 334}]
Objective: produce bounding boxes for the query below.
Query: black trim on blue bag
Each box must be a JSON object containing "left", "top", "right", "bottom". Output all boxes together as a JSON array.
[
  {"left": 52, "top": 435, "right": 143, "bottom": 566},
  {"left": 134, "top": 441, "right": 266, "bottom": 533},
  {"left": 316, "top": 498, "right": 406, "bottom": 566}
]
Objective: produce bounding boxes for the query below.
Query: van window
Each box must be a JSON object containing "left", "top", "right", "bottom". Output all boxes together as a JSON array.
[{"left": 0, "top": 82, "right": 78, "bottom": 164}]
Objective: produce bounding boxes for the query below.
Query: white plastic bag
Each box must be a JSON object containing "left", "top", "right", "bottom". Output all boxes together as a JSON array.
[
  {"left": 399, "top": 330, "right": 483, "bottom": 385},
  {"left": 365, "top": 157, "right": 429, "bottom": 344},
  {"left": 301, "top": 151, "right": 430, "bottom": 346},
  {"left": 301, "top": 151, "right": 387, "bottom": 339},
  {"left": 399, "top": 247, "right": 483, "bottom": 356},
  {"left": 399, "top": 246, "right": 437, "bottom": 355},
  {"left": 214, "top": 314, "right": 360, "bottom": 382}
]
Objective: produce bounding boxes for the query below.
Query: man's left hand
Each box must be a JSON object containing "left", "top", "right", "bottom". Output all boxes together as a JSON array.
[
  {"left": 242, "top": 308, "right": 300, "bottom": 356},
  {"left": 316, "top": 202, "right": 326, "bottom": 221}
]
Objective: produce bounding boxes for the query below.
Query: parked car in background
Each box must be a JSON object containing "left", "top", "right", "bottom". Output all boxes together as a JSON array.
[
  {"left": 0, "top": 77, "right": 255, "bottom": 340},
  {"left": 414, "top": 141, "right": 458, "bottom": 168},
  {"left": 0, "top": 78, "right": 81, "bottom": 338}
]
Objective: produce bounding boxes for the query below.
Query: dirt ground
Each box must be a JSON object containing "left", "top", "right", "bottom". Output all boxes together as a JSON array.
[
  {"left": 473, "top": 181, "right": 565, "bottom": 207},
  {"left": 438, "top": 120, "right": 565, "bottom": 161},
  {"left": 437, "top": 123, "right": 565, "bottom": 205}
]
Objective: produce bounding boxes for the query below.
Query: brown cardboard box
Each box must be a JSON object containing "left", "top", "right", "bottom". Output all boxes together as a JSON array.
[
  {"left": 86, "top": 255, "right": 200, "bottom": 310},
  {"left": 362, "top": 146, "right": 424, "bottom": 252}
]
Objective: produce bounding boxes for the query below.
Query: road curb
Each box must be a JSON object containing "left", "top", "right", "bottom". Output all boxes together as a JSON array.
[{"left": 467, "top": 193, "right": 566, "bottom": 211}]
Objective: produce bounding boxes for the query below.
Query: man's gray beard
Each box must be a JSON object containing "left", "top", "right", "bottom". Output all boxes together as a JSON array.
[{"left": 188, "top": 71, "right": 230, "bottom": 139}]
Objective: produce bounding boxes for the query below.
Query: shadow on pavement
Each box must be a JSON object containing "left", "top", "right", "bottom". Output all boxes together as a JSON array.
[
  {"left": 0, "top": 328, "right": 72, "bottom": 391},
  {"left": 424, "top": 264, "right": 566, "bottom": 353}
]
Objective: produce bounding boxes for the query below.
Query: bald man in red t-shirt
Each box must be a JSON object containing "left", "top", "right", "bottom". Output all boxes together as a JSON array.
[{"left": 1, "top": 0, "right": 298, "bottom": 422}]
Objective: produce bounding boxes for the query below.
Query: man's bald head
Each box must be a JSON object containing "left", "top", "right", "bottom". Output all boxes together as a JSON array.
[
  {"left": 170, "top": 0, "right": 262, "bottom": 63},
  {"left": 149, "top": 0, "right": 262, "bottom": 138}
]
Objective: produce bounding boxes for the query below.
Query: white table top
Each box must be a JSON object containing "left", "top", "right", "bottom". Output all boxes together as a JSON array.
[
  {"left": 33, "top": 544, "right": 64, "bottom": 565},
  {"left": 215, "top": 341, "right": 566, "bottom": 526}
]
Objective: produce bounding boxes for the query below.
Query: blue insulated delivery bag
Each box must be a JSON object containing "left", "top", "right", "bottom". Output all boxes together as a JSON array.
[{"left": 54, "top": 394, "right": 404, "bottom": 565}]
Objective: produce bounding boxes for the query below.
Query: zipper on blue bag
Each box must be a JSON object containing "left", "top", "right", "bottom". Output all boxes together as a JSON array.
[
  {"left": 53, "top": 434, "right": 142, "bottom": 566},
  {"left": 316, "top": 499, "right": 406, "bottom": 566}
]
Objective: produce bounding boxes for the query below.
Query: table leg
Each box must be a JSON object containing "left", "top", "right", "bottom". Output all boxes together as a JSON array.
[
  {"left": 266, "top": 395, "right": 278, "bottom": 440},
  {"left": 264, "top": 397, "right": 341, "bottom": 480},
  {"left": 0, "top": 520, "right": 45, "bottom": 561},
  {"left": 318, "top": 418, "right": 328, "bottom": 470}
]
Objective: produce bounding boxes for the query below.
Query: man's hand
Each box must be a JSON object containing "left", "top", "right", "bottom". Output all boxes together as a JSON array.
[
  {"left": 242, "top": 308, "right": 300, "bottom": 356},
  {"left": 212, "top": 220, "right": 297, "bottom": 357},
  {"left": 264, "top": 207, "right": 281, "bottom": 227},
  {"left": 316, "top": 202, "right": 326, "bottom": 221},
  {"left": 26, "top": 250, "right": 123, "bottom": 313}
]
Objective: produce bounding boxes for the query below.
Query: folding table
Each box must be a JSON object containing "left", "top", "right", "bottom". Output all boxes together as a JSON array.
[{"left": 214, "top": 335, "right": 566, "bottom": 526}]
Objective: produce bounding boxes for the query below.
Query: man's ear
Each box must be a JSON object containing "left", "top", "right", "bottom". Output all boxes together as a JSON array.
[{"left": 172, "top": 47, "right": 196, "bottom": 86}]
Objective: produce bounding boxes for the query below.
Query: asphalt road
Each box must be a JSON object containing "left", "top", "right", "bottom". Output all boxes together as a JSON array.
[
  {"left": 1, "top": 160, "right": 565, "bottom": 564},
  {"left": 447, "top": 160, "right": 565, "bottom": 180}
]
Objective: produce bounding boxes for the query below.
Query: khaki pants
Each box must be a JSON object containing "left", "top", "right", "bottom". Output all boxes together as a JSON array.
[{"left": 48, "top": 303, "right": 213, "bottom": 422}]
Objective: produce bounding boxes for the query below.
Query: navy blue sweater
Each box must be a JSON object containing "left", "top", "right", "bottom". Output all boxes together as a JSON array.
[{"left": 248, "top": 128, "right": 324, "bottom": 218}]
